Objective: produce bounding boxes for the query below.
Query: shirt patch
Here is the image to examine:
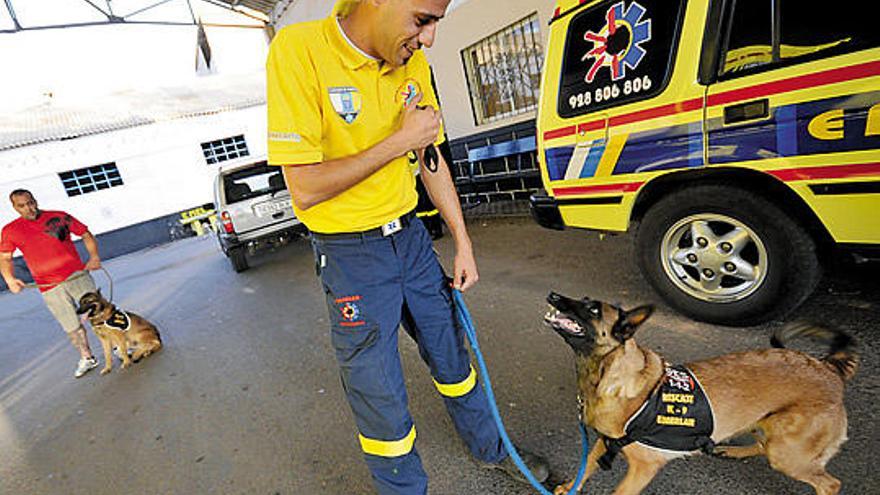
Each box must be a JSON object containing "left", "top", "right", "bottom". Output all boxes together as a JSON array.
[
  {"left": 396, "top": 79, "right": 421, "bottom": 108},
  {"left": 268, "top": 131, "right": 302, "bottom": 143},
  {"left": 106, "top": 310, "right": 132, "bottom": 332},
  {"left": 328, "top": 86, "right": 362, "bottom": 124}
]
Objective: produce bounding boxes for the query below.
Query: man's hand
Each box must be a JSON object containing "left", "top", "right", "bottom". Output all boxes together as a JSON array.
[
  {"left": 452, "top": 242, "right": 479, "bottom": 292},
  {"left": 84, "top": 257, "right": 102, "bottom": 271},
  {"left": 6, "top": 278, "right": 26, "bottom": 294},
  {"left": 394, "top": 92, "right": 440, "bottom": 153}
]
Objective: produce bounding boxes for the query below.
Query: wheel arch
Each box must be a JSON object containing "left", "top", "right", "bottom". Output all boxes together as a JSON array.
[{"left": 630, "top": 167, "right": 835, "bottom": 258}]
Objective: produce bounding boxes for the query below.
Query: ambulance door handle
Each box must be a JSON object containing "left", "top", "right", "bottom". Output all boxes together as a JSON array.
[{"left": 724, "top": 99, "right": 769, "bottom": 125}]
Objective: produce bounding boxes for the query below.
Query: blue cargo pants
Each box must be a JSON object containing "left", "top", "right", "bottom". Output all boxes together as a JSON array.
[{"left": 311, "top": 214, "right": 506, "bottom": 494}]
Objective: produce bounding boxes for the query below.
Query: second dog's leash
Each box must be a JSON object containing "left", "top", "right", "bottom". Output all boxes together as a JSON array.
[
  {"left": 24, "top": 267, "right": 114, "bottom": 302},
  {"left": 453, "top": 289, "right": 589, "bottom": 495}
]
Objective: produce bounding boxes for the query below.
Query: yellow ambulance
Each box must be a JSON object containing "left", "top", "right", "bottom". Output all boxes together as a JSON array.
[{"left": 530, "top": 0, "right": 879, "bottom": 325}]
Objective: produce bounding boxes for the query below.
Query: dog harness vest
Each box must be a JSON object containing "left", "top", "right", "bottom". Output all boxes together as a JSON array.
[
  {"left": 105, "top": 309, "right": 131, "bottom": 332},
  {"left": 599, "top": 365, "right": 715, "bottom": 469}
]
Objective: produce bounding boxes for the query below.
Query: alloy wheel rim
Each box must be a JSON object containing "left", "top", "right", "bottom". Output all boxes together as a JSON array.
[{"left": 660, "top": 213, "right": 769, "bottom": 303}]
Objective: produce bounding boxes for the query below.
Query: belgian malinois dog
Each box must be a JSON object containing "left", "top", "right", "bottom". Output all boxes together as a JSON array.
[
  {"left": 76, "top": 290, "right": 162, "bottom": 375},
  {"left": 544, "top": 292, "right": 857, "bottom": 495}
]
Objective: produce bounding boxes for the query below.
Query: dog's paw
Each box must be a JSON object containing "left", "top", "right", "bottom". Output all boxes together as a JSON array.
[
  {"left": 100, "top": 367, "right": 112, "bottom": 375},
  {"left": 554, "top": 481, "right": 575, "bottom": 495}
]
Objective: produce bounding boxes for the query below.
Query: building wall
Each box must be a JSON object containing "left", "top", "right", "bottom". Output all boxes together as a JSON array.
[
  {"left": 0, "top": 105, "right": 267, "bottom": 290},
  {"left": 427, "top": 0, "right": 556, "bottom": 141},
  {"left": 273, "top": 0, "right": 333, "bottom": 26},
  {"left": 0, "top": 105, "right": 267, "bottom": 235}
]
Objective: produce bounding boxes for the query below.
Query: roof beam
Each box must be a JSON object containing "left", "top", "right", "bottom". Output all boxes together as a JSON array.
[
  {"left": 4, "top": 0, "right": 21, "bottom": 31},
  {"left": 0, "top": 19, "right": 265, "bottom": 34},
  {"left": 121, "top": 0, "right": 176, "bottom": 20},
  {"left": 80, "top": 0, "right": 113, "bottom": 19},
  {"left": 0, "top": 0, "right": 269, "bottom": 34},
  {"left": 198, "top": 0, "right": 269, "bottom": 23}
]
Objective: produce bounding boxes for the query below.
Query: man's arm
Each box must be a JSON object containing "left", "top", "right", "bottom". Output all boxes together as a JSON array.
[
  {"left": 418, "top": 149, "right": 479, "bottom": 292},
  {"left": 81, "top": 231, "right": 102, "bottom": 271},
  {"left": 1, "top": 252, "right": 25, "bottom": 294},
  {"left": 283, "top": 93, "right": 440, "bottom": 211}
]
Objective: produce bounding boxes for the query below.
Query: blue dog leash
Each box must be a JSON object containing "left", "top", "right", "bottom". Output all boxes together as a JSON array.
[{"left": 452, "top": 289, "right": 589, "bottom": 495}]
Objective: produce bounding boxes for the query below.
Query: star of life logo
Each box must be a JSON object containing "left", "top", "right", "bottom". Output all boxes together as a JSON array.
[{"left": 582, "top": 1, "right": 652, "bottom": 83}]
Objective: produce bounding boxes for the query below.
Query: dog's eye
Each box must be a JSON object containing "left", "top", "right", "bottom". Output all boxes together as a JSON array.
[{"left": 590, "top": 306, "right": 600, "bottom": 316}]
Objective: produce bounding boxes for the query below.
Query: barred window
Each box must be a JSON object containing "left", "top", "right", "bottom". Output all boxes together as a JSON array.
[
  {"left": 59, "top": 163, "right": 123, "bottom": 197},
  {"left": 202, "top": 135, "right": 249, "bottom": 164},
  {"left": 462, "top": 14, "right": 544, "bottom": 126}
]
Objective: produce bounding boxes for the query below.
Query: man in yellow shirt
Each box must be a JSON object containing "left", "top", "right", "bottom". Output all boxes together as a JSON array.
[{"left": 267, "top": 1, "right": 547, "bottom": 493}]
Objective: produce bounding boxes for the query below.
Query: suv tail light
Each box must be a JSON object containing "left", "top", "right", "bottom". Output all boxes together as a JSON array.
[{"left": 220, "top": 211, "right": 235, "bottom": 234}]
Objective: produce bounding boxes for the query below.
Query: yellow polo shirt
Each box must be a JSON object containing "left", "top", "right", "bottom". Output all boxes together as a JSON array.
[{"left": 266, "top": 12, "right": 445, "bottom": 234}]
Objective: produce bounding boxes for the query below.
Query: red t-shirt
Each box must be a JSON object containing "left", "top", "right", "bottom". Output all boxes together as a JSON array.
[{"left": 0, "top": 211, "right": 88, "bottom": 292}]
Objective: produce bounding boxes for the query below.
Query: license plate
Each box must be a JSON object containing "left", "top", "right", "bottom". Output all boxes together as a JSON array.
[{"left": 253, "top": 199, "right": 292, "bottom": 217}]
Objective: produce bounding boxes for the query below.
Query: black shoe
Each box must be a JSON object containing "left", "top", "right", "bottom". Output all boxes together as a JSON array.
[{"left": 480, "top": 446, "right": 549, "bottom": 485}]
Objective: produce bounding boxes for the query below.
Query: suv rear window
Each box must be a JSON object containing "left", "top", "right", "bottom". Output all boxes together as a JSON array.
[
  {"left": 222, "top": 163, "right": 286, "bottom": 204},
  {"left": 558, "top": 0, "right": 685, "bottom": 118}
]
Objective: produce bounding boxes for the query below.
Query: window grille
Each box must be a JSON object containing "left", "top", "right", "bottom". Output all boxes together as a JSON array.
[
  {"left": 202, "top": 134, "right": 249, "bottom": 164},
  {"left": 462, "top": 13, "right": 544, "bottom": 126},
  {"left": 59, "top": 163, "right": 123, "bottom": 197}
]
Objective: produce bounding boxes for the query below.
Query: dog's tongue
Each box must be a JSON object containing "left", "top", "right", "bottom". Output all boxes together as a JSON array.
[{"left": 544, "top": 310, "right": 582, "bottom": 334}]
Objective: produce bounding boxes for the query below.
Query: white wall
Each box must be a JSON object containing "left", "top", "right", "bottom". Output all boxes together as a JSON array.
[
  {"left": 427, "top": 0, "right": 557, "bottom": 141},
  {"left": 0, "top": 105, "right": 267, "bottom": 235},
  {"left": 274, "top": 0, "right": 335, "bottom": 27}
]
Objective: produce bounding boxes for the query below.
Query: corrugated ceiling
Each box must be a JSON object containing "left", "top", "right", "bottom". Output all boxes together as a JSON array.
[{"left": 213, "top": 0, "right": 282, "bottom": 16}]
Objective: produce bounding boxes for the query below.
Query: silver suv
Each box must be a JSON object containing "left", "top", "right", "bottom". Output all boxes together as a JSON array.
[{"left": 213, "top": 160, "right": 306, "bottom": 272}]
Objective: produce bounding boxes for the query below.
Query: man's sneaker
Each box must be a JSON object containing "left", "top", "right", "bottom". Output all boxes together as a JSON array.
[
  {"left": 480, "top": 446, "right": 550, "bottom": 485},
  {"left": 74, "top": 356, "right": 99, "bottom": 378}
]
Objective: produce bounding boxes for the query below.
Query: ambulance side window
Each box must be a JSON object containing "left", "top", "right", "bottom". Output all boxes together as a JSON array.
[
  {"left": 720, "top": 0, "right": 880, "bottom": 79},
  {"left": 779, "top": 2, "right": 880, "bottom": 62},
  {"left": 557, "top": 0, "right": 685, "bottom": 118},
  {"left": 719, "top": 0, "right": 772, "bottom": 75}
]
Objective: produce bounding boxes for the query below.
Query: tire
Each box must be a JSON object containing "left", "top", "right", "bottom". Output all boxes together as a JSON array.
[
  {"left": 635, "top": 184, "right": 821, "bottom": 326},
  {"left": 228, "top": 246, "right": 249, "bottom": 273}
]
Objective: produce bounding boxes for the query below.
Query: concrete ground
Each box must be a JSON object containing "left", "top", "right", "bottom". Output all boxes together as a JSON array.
[{"left": 0, "top": 216, "right": 877, "bottom": 494}]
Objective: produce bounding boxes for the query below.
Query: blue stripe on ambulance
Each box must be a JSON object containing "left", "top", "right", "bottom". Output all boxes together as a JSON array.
[{"left": 543, "top": 91, "right": 879, "bottom": 182}]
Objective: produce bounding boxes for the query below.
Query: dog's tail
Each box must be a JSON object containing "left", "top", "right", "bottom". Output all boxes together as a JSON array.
[{"left": 772, "top": 322, "right": 858, "bottom": 381}]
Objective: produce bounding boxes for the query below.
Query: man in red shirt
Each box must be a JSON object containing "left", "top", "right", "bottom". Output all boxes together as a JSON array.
[{"left": 1, "top": 189, "right": 104, "bottom": 378}]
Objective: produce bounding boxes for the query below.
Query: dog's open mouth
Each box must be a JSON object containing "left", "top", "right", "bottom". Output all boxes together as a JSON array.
[{"left": 544, "top": 307, "right": 585, "bottom": 336}]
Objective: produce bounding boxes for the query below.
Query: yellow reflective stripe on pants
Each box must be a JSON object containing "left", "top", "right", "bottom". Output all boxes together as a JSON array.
[
  {"left": 433, "top": 365, "right": 477, "bottom": 398},
  {"left": 359, "top": 425, "right": 417, "bottom": 457}
]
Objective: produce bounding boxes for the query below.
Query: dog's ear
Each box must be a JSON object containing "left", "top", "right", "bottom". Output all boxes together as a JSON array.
[{"left": 612, "top": 305, "right": 654, "bottom": 342}]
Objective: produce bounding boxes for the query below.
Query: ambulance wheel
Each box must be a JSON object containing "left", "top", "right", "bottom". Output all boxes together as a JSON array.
[
  {"left": 636, "top": 185, "right": 821, "bottom": 326},
  {"left": 229, "top": 247, "right": 249, "bottom": 273}
]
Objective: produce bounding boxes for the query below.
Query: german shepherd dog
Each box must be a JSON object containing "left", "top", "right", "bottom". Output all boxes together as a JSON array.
[
  {"left": 544, "top": 292, "right": 857, "bottom": 495},
  {"left": 76, "top": 290, "right": 162, "bottom": 375}
]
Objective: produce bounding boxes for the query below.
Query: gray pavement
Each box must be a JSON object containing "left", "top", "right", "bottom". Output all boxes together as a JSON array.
[{"left": 0, "top": 216, "right": 877, "bottom": 494}]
